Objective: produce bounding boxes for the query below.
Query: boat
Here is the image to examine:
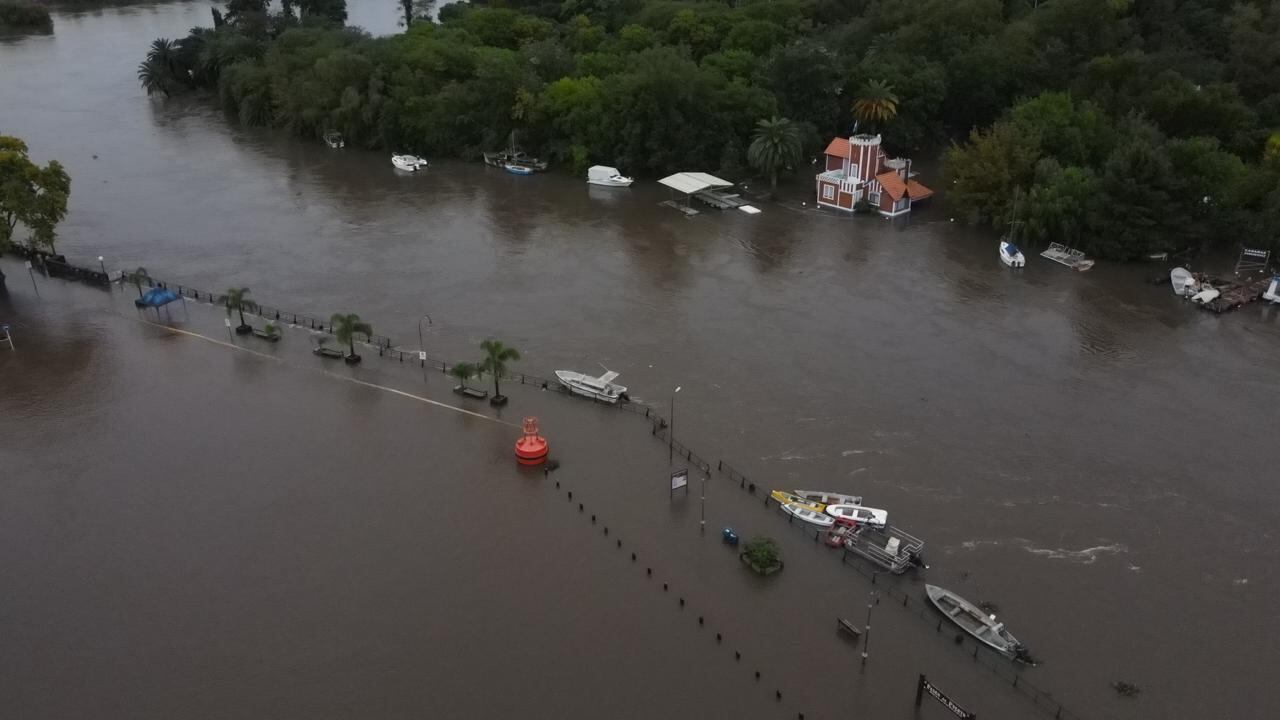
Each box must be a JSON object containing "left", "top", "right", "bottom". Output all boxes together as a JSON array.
[
  {"left": 780, "top": 502, "right": 835, "bottom": 528},
  {"left": 843, "top": 524, "right": 925, "bottom": 574},
  {"left": 484, "top": 131, "right": 548, "bottom": 172},
  {"left": 323, "top": 131, "right": 344, "bottom": 149},
  {"left": 587, "top": 165, "right": 634, "bottom": 187},
  {"left": 504, "top": 163, "right": 535, "bottom": 176},
  {"left": 999, "top": 190, "right": 1027, "bottom": 268},
  {"left": 770, "top": 490, "right": 825, "bottom": 512},
  {"left": 1170, "top": 267, "right": 1199, "bottom": 297},
  {"left": 925, "top": 584, "right": 1029, "bottom": 661},
  {"left": 792, "top": 490, "right": 862, "bottom": 506},
  {"left": 555, "top": 367, "right": 628, "bottom": 403},
  {"left": 825, "top": 503, "right": 888, "bottom": 529},
  {"left": 1190, "top": 285, "right": 1220, "bottom": 305},
  {"left": 392, "top": 154, "right": 428, "bottom": 172},
  {"left": 1263, "top": 276, "right": 1280, "bottom": 304},
  {"left": 836, "top": 617, "right": 863, "bottom": 638},
  {"left": 999, "top": 241, "right": 1026, "bottom": 268},
  {"left": 1041, "top": 241, "right": 1095, "bottom": 271}
]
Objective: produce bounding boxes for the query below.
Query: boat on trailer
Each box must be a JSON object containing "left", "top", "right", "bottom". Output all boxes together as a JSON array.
[
  {"left": 842, "top": 524, "right": 925, "bottom": 574},
  {"left": 926, "top": 584, "right": 1029, "bottom": 661},
  {"left": 554, "top": 368, "right": 628, "bottom": 403},
  {"left": 781, "top": 502, "right": 835, "bottom": 528},
  {"left": 792, "top": 490, "right": 862, "bottom": 507}
]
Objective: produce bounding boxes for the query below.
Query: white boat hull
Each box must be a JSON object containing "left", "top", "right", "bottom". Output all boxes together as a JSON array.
[
  {"left": 392, "top": 154, "right": 427, "bottom": 172},
  {"left": 1170, "top": 267, "right": 1198, "bottom": 297},
  {"left": 588, "top": 177, "right": 634, "bottom": 187},
  {"left": 1190, "top": 287, "right": 1220, "bottom": 305},
  {"left": 999, "top": 242, "right": 1025, "bottom": 268},
  {"left": 781, "top": 503, "right": 835, "bottom": 528},
  {"left": 1263, "top": 277, "right": 1279, "bottom": 304},
  {"left": 555, "top": 370, "right": 627, "bottom": 403},
  {"left": 825, "top": 504, "right": 888, "bottom": 528}
]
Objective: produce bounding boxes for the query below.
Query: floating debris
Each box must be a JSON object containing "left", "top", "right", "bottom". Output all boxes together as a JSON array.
[{"left": 1112, "top": 681, "right": 1141, "bottom": 697}]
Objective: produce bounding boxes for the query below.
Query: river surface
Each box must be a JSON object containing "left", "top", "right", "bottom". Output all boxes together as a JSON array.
[{"left": 3, "top": 3, "right": 1279, "bottom": 719}]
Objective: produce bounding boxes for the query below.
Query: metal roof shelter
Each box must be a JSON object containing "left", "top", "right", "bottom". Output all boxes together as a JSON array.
[{"left": 658, "top": 172, "right": 733, "bottom": 195}]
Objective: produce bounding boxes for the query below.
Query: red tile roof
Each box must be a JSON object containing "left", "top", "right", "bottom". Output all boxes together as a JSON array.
[
  {"left": 906, "top": 179, "right": 933, "bottom": 200},
  {"left": 875, "top": 171, "right": 908, "bottom": 201},
  {"left": 824, "top": 137, "right": 851, "bottom": 158}
]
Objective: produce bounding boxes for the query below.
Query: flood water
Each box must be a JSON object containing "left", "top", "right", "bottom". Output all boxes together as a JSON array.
[{"left": 3, "top": 3, "right": 1278, "bottom": 719}]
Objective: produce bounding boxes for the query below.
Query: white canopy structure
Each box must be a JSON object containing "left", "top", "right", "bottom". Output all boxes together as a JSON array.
[{"left": 658, "top": 172, "right": 733, "bottom": 195}]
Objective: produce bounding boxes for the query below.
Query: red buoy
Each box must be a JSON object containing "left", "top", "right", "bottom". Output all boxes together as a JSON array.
[{"left": 514, "top": 416, "right": 549, "bottom": 465}]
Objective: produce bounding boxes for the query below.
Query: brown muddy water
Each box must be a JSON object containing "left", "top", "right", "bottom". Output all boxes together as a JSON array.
[{"left": 3, "top": 3, "right": 1279, "bottom": 718}]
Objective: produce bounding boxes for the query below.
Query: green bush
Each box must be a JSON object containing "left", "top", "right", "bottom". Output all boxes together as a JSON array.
[{"left": 0, "top": 2, "right": 51, "bottom": 32}]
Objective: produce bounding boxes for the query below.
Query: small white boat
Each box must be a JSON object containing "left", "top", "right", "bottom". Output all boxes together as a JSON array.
[
  {"left": 926, "top": 584, "right": 1029, "bottom": 660},
  {"left": 555, "top": 368, "right": 628, "bottom": 403},
  {"left": 587, "top": 165, "right": 633, "bottom": 187},
  {"left": 1190, "top": 286, "right": 1220, "bottom": 305},
  {"left": 825, "top": 504, "right": 888, "bottom": 528},
  {"left": 793, "top": 490, "right": 862, "bottom": 507},
  {"left": 1262, "top": 276, "right": 1280, "bottom": 304},
  {"left": 392, "top": 154, "right": 428, "bottom": 172},
  {"left": 781, "top": 502, "right": 835, "bottom": 528},
  {"left": 999, "top": 240, "right": 1025, "bottom": 268},
  {"left": 1170, "top": 267, "right": 1198, "bottom": 297},
  {"left": 504, "top": 163, "right": 535, "bottom": 176}
]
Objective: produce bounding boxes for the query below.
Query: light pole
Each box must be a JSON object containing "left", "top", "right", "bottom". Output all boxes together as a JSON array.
[
  {"left": 97, "top": 256, "right": 106, "bottom": 276},
  {"left": 699, "top": 469, "right": 706, "bottom": 534},
  {"left": 669, "top": 385, "right": 681, "bottom": 463},
  {"left": 417, "top": 314, "right": 433, "bottom": 382},
  {"left": 861, "top": 587, "right": 878, "bottom": 670}
]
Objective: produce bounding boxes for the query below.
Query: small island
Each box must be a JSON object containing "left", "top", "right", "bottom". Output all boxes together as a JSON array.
[
  {"left": 0, "top": 2, "right": 52, "bottom": 32},
  {"left": 740, "top": 536, "right": 783, "bottom": 576}
]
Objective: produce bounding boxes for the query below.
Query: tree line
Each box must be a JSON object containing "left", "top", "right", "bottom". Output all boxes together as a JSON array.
[{"left": 136, "top": 0, "right": 1280, "bottom": 260}]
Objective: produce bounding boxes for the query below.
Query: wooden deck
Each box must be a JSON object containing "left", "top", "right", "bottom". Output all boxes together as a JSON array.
[
  {"left": 660, "top": 200, "right": 699, "bottom": 216},
  {"left": 693, "top": 189, "right": 748, "bottom": 210},
  {"left": 1201, "top": 275, "right": 1273, "bottom": 314}
]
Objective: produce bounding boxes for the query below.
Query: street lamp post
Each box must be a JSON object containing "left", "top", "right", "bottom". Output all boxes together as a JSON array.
[
  {"left": 98, "top": 256, "right": 106, "bottom": 277},
  {"left": 699, "top": 470, "right": 706, "bottom": 534},
  {"left": 669, "top": 385, "right": 681, "bottom": 463},
  {"left": 417, "top": 314, "right": 433, "bottom": 382},
  {"left": 861, "top": 587, "right": 878, "bottom": 669}
]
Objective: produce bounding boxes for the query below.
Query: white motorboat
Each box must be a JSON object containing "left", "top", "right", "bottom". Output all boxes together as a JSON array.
[
  {"left": 781, "top": 502, "right": 835, "bottom": 528},
  {"left": 555, "top": 368, "right": 628, "bottom": 403},
  {"left": 999, "top": 240, "right": 1025, "bottom": 268},
  {"left": 1170, "top": 267, "right": 1198, "bottom": 296},
  {"left": 587, "top": 165, "right": 634, "bottom": 187},
  {"left": 793, "top": 490, "right": 862, "bottom": 507},
  {"left": 1190, "top": 286, "right": 1220, "bottom": 305},
  {"left": 392, "top": 154, "right": 428, "bottom": 172},
  {"left": 825, "top": 504, "right": 888, "bottom": 529},
  {"left": 1263, "top": 276, "right": 1280, "bottom": 304}
]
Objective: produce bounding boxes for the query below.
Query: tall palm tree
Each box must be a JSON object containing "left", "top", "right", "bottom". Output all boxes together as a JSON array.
[
  {"left": 330, "top": 312, "right": 372, "bottom": 359},
  {"left": 224, "top": 287, "right": 256, "bottom": 331},
  {"left": 852, "top": 80, "right": 899, "bottom": 131},
  {"left": 747, "top": 117, "right": 803, "bottom": 197},
  {"left": 478, "top": 339, "right": 521, "bottom": 399},
  {"left": 137, "top": 60, "right": 171, "bottom": 97},
  {"left": 125, "top": 267, "right": 151, "bottom": 298},
  {"left": 449, "top": 362, "right": 477, "bottom": 390}
]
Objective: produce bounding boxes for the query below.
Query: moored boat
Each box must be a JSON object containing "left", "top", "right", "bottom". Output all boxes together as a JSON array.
[
  {"left": 1264, "top": 276, "right": 1280, "bottom": 304},
  {"left": 792, "top": 489, "right": 862, "bottom": 506},
  {"left": 999, "top": 240, "right": 1025, "bottom": 268},
  {"left": 780, "top": 502, "right": 835, "bottom": 527},
  {"left": 825, "top": 503, "right": 888, "bottom": 528},
  {"left": 1170, "top": 267, "right": 1198, "bottom": 296},
  {"left": 504, "top": 163, "right": 535, "bottom": 175},
  {"left": 392, "top": 154, "right": 428, "bottom": 172},
  {"left": 926, "top": 584, "right": 1029, "bottom": 661},
  {"left": 770, "top": 490, "right": 824, "bottom": 512},
  {"left": 587, "top": 165, "right": 634, "bottom": 187},
  {"left": 323, "top": 130, "right": 344, "bottom": 149},
  {"left": 555, "top": 368, "right": 628, "bottom": 403}
]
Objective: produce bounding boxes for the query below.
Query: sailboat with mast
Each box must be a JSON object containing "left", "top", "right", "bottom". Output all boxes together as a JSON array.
[
  {"left": 999, "top": 189, "right": 1027, "bottom": 268},
  {"left": 483, "top": 130, "right": 548, "bottom": 172}
]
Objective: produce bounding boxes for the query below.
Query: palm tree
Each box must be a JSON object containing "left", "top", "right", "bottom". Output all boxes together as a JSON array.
[
  {"left": 747, "top": 117, "right": 803, "bottom": 197},
  {"left": 330, "top": 312, "right": 372, "bottom": 360},
  {"left": 852, "top": 80, "right": 899, "bottom": 131},
  {"left": 449, "top": 362, "right": 477, "bottom": 390},
  {"left": 479, "top": 339, "right": 521, "bottom": 399},
  {"left": 224, "top": 287, "right": 256, "bottom": 332},
  {"left": 125, "top": 267, "right": 151, "bottom": 298},
  {"left": 137, "top": 60, "right": 171, "bottom": 97}
]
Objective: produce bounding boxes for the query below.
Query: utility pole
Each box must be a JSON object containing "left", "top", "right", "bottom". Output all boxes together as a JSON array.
[
  {"left": 669, "top": 385, "right": 681, "bottom": 463},
  {"left": 417, "top": 314, "right": 432, "bottom": 382}
]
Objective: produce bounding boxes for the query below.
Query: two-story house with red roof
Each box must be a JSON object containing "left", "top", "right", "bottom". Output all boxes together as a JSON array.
[{"left": 814, "top": 134, "right": 932, "bottom": 216}]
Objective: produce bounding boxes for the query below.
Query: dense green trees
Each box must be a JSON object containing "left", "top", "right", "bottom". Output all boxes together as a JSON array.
[
  {"left": 0, "top": 136, "right": 70, "bottom": 255},
  {"left": 0, "top": 2, "right": 51, "bottom": 32},
  {"left": 139, "top": 0, "right": 1280, "bottom": 260}
]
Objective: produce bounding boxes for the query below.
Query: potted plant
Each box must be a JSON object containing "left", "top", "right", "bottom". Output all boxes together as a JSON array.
[
  {"left": 740, "top": 536, "right": 783, "bottom": 576},
  {"left": 330, "top": 312, "right": 372, "bottom": 365},
  {"left": 312, "top": 335, "right": 344, "bottom": 359},
  {"left": 253, "top": 321, "right": 280, "bottom": 342},
  {"left": 450, "top": 362, "right": 488, "bottom": 399},
  {"left": 479, "top": 338, "right": 520, "bottom": 406},
  {"left": 224, "top": 287, "right": 256, "bottom": 335}
]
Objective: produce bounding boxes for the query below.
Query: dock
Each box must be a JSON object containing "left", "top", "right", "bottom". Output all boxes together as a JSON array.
[
  {"left": 659, "top": 199, "right": 699, "bottom": 216},
  {"left": 693, "top": 188, "right": 748, "bottom": 210},
  {"left": 843, "top": 524, "right": 925, "bottom": 574},
  {"left": 1040, "top": 242, "right": 1094, "bottom": 270},
  {"left": 1200, "top": 274, "right": 1273, "bottom": 314}
]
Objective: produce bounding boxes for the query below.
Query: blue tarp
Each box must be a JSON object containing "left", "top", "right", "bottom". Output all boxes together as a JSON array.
[{"left": 135, "top": 287, "right": 181, "bottom": 308}]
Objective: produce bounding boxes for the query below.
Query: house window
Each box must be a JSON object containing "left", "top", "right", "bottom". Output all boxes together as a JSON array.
[
  {"left": 822, "top": 184, "right": 835, "bottom": 200},
  {"left": 868, "top": 191, "right": 880, "bottom": 205},
  {"left": 896, "top": 198, "right": 909, "bottom": 211}
]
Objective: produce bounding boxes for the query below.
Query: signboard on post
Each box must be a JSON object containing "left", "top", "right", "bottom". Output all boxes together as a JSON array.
[
  {"left": 670, "top": 468, "right": 688, "bottom": 497},
  {"left": 418, "top": 351, "right": 427, "bottom": 361},
  {"left": 915, "top": 675, "right": 976, "bottom": 719}
]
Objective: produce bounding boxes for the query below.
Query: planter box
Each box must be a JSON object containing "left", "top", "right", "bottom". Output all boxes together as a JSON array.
[
  {"left": 234, "top": 324, "right": 253, "bottom": 335},
  {"left": 313, "top": 347, "right": 344, "bottom": 359},
  {"left": 489, "top": 394, "right": 509, "bottom": 407},
  {"left": 252, "top": 330, "right": 280, "bottom": 342},
  {"left": 344, "top": 354, "right": 362, "bottom": 365},
  {"left": 453, "top": 386, "right": 489, "bottom": 399},
  {"left": 740, "top": 553, "right": 783, "bottom": 576}
]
